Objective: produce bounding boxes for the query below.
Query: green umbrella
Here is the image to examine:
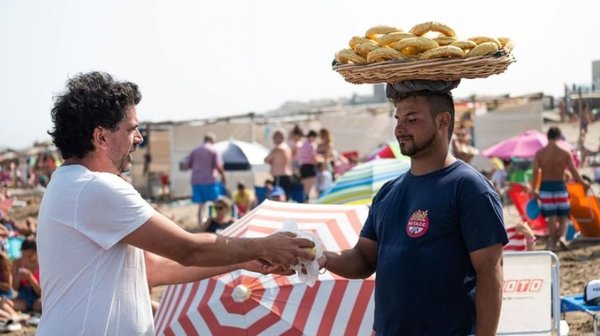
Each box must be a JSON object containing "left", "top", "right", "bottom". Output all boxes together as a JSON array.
[{"left": 317, "top": 159, "right": 410, "bottom": 205}]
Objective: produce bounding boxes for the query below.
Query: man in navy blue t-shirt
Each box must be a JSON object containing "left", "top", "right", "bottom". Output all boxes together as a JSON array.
[{"left": 322, "top": 81, "right": 508, "bottom": 335}]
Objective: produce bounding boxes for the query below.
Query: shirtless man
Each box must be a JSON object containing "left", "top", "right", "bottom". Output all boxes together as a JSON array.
[
  {"left": 530, "top": 126, "right": 589, "bottom": 251},
  {"left": 264, "top": 129, "right": 293, "bottom": 200}
]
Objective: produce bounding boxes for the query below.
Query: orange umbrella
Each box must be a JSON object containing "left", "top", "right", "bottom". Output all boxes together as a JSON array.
[{"left": 154, "top": 200, "right": 375, "bottom": 335}]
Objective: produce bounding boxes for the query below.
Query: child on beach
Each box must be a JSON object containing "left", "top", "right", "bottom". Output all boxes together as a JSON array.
[
  {"left": 316, "top": 161, "right": 333, "bottom": 198},
  {"left": 11, "top": 238, "right": 41, "bottom": 313}
]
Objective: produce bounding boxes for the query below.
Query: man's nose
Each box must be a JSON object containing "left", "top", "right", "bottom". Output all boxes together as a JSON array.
[{"left": 135, "top": 129, "right": 144, "bottom": 144}]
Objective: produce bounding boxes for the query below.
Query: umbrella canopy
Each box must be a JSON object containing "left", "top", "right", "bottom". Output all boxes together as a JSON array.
[
  {"left": 366, "top": 140, "right": 410, "bottom": 161},
  {"left": 213, "top": 140, "right": 269, "bottom": 171},
  {"left": 482, "top": 130, "right": 574, "bottom": 160},
  {"left": 317, "top": 159, "right": 410, "bottom": 205},
  {"left": 154, "top": 200, "right": 374, "bottom": 336}
]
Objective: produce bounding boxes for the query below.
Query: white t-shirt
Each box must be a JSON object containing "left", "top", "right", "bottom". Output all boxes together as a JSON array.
[{"left": 37, "top": 165, "right": 155, "bottom": 335}]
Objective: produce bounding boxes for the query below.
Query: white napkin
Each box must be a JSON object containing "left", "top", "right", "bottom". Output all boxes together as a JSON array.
[{"left": 279, "top": 220, "right": 323, "bottom": 287}]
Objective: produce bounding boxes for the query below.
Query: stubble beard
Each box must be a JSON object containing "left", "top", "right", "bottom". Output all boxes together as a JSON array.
[{"left": 399, "top": 131, "right": 437, "bottom": 158}]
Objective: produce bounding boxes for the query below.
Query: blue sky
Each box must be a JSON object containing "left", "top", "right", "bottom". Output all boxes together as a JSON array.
[{"left": 1, "top": 0, "right": 598, "bottom": 149}]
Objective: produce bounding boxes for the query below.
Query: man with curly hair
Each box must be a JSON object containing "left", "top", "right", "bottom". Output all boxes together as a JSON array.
[{"left": 36, "top": 71, "right": 314, "bottom": 335}]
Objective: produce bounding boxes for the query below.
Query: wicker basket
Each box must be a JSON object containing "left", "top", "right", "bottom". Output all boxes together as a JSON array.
[{"left": 333, "top": 50, "right": 516, "bottom": 84}]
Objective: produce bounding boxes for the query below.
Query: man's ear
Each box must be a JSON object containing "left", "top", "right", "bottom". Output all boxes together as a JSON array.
[
  {"left": 437, "top": 112, "right": 450, "bottom": 128},
  {"left": 93, "top": 126, "right": 108, "bottom": 150}
]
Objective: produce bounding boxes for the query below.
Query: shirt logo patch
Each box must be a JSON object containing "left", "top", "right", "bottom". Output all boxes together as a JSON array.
[{"left": 406, "top": 209, "right": 429, "bottom": 238}]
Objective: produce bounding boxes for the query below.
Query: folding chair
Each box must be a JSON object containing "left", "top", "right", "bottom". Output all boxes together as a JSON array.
[
  {"left": 497, "top": 251, "right": 561, "bottom": 335},
  {"left": 561, "top": 294, "right": 600, "bottom": 335},
  {"left": 566, "top": 182, "right": 600, "bottom": 238}
]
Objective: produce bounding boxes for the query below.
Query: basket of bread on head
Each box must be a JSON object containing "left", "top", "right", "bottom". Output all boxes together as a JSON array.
[{"left": 332, "top": 21, "right": 515, "bottom": 84}]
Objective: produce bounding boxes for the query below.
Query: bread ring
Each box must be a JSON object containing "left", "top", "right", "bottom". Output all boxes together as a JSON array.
[
  {"left": 401, "top": 46, "right": 421, "bottom": 58},
  {"left": 468, "top": 36, "right": 501, "bottom": 48},
  {"left": 367, "top": 47, "right": 407, "bottom": 63},
  {"left": 409, "top": 21, "right": 456, "bottom": 37},
  {"left": 433, "top": 34, "right": 457, "bottom": 46},
  {"left": 451, "top": 40, "right": 477, "bottom": 50},
  {"left": 354, "top": 40, "right": 379, "bottom": 57},
  {"left": 391, "top": 37, "right": 439, "bottom": 55},
  {"left": 378, "top": 32, "right": 415, "bottom": 46},
  {"left": 365, "top": 25, "right": 401, "bottom": 39},
  {"left": 349, "top": 36, "right": 368, "bottom": 49},
  {"left": 419, "top": 45, "right": 465, "bottom": 60},
  {"left": 336, "top": 49, "right": 367, "bottom": 64},
  {"left": 467, "top": 42, "right": 499, "bottom": 57},
  {"left": 497, "top": 37, "right": 514, "bottom": 52}
]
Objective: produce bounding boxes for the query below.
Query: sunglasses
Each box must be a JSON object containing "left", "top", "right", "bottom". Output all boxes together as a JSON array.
[{"left": 215, "top": 206, "right": 226, "bottom": 210}]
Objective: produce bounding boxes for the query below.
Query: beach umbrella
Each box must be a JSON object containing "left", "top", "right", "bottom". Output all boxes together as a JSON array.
[
  {"left": 213, "top": 140, "right": 269, "bottom": 171},
  {"left": 366, "top": 140, "right": 409, "bottom": 161},
  {"left": 154, "top": 200, "right": 374, "bottom": 336},
  {"left": 482, "top": 130, "right": 574, "bottom": 160},
  {"left": 318, "top": 158, "right": 410, "bottom": 205}
]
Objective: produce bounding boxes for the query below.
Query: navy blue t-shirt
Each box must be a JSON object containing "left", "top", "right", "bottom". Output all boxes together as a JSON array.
[{"left": 361, "top": 160, "right": 508, "bottom": 335}]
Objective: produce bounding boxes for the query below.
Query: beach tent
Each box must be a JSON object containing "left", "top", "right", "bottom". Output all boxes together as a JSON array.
[
  {"left": 213, "top": 140, "right": 269, "bottom": 171},
  {"left": 318, "top": 159, "right": 410, "bottom": 205},
  {"left": 154, "top": 200, "right": 374, "bottom": 335}
]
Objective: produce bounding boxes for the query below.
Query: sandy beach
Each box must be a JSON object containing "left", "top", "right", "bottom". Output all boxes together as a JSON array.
[{"left": 3, "top": 119, "right": 600, "bottom": 335}]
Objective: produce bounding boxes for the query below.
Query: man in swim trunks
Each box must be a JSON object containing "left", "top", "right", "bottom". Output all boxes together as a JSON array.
[{"left": 530, "top": 126, "right": 589, "bottom": 251}]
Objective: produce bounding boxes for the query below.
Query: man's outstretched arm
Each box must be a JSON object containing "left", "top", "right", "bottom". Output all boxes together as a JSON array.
[{"left": 321, "top": 237, "right": 377, "bottom": 279}]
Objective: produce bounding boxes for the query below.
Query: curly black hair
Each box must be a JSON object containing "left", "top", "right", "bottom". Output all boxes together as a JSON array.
[{"left": 48, "top": 71, "right": 142, "bottom": 159}]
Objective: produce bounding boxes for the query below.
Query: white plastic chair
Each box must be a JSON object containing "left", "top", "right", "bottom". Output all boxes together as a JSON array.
[{"left": 497, "top": 251, "right": 561, "bottom": 335}]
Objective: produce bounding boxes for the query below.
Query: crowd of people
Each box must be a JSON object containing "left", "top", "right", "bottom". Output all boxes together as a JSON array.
[{"left": 182, "top": 123, "right": 355, "bottom": 232}]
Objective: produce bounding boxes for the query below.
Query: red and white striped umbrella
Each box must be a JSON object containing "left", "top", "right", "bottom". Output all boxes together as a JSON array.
[{"left": 154, "top": 200, "right": 374, "bottom": 336}]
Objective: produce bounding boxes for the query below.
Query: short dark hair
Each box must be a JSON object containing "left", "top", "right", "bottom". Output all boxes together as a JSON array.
[
  {"left": 21, "top": 238, "right": 37, "bottom": 252},
  {"left": 547, "top": 126, "right": 562, "bottom": 140},
  {"left": 48, "top": 71, "right": 142, "bottom": 159},
  {"left": 392, "top": 90, "right": 455, "bottom": 141}
]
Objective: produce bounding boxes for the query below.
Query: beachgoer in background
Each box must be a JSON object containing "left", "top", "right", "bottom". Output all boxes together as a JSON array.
[
  {"left": 530, "top": 126, "right": 590, "bottom": 251},
  {"left": 37, "top": 71, "right": 314, "bottom": 335},
  {"left": 199, "top": 196, "right": 235, "bottom": 234},
  {"left": 264, "top": 129, "right": 294, "bottom": 200},
  {"left": 232, "top": 182, "right": 255, "bottom": 217},
  {"left": 184, "top": 133, "right": 226, "bottom": 228},
  {"left": 316, "top": 128, "right": 335, "bottom": 174},
  {"left": 316, "top": 161, "right": 333, "bottom": 198},
  {"left": 297, "top": 130, "right": 319, "bottom": 202},
  {"left": 579, "top": 102, "right": 592, "bottom": 144},
  {"left": 288, "top": 125, "right": 304, "bottom": 178},
  {"left": 268, "top": 186, "right": 287, "bottom": 202},
  {"left": 11, "top": 238, "right": 41, "bottom": 313},
  {"left": 321, "top": 81, "right": 508, "bottom": 335},
  {"left": 0, "top": 252, "right": 13, "bottom": 300}
]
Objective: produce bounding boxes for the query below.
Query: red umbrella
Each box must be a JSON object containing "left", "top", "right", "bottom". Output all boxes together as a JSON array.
[{"left": 154, "top": 200, "right": 375, "bottom": 335}]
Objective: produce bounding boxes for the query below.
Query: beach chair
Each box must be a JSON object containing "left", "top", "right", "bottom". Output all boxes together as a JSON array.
[
  {"left": 497, "top": 251, "right": 561, "bottom": 335},
  {"left": 506, "top": 183, "right": 549, "bottom": 237},
  {"left": 561, "top": 294, "right": 600, "bottom": 335},
  {"left": 566, "top": 182, "right": 600, "bottom": 237}
]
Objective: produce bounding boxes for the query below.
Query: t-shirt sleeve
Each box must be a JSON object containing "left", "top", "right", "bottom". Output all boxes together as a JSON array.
[
  {"left": 460, "top": 191, "right": 509, "bottom": 252},
  {"left": 360, "top": 179, "right": 394, "bottom": 241},
  {"left": 360, "top": 206, "right": 377, "bottom": 241},
  {"left": 75, "top": 174, "right": 155, "bottom": 250}
]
